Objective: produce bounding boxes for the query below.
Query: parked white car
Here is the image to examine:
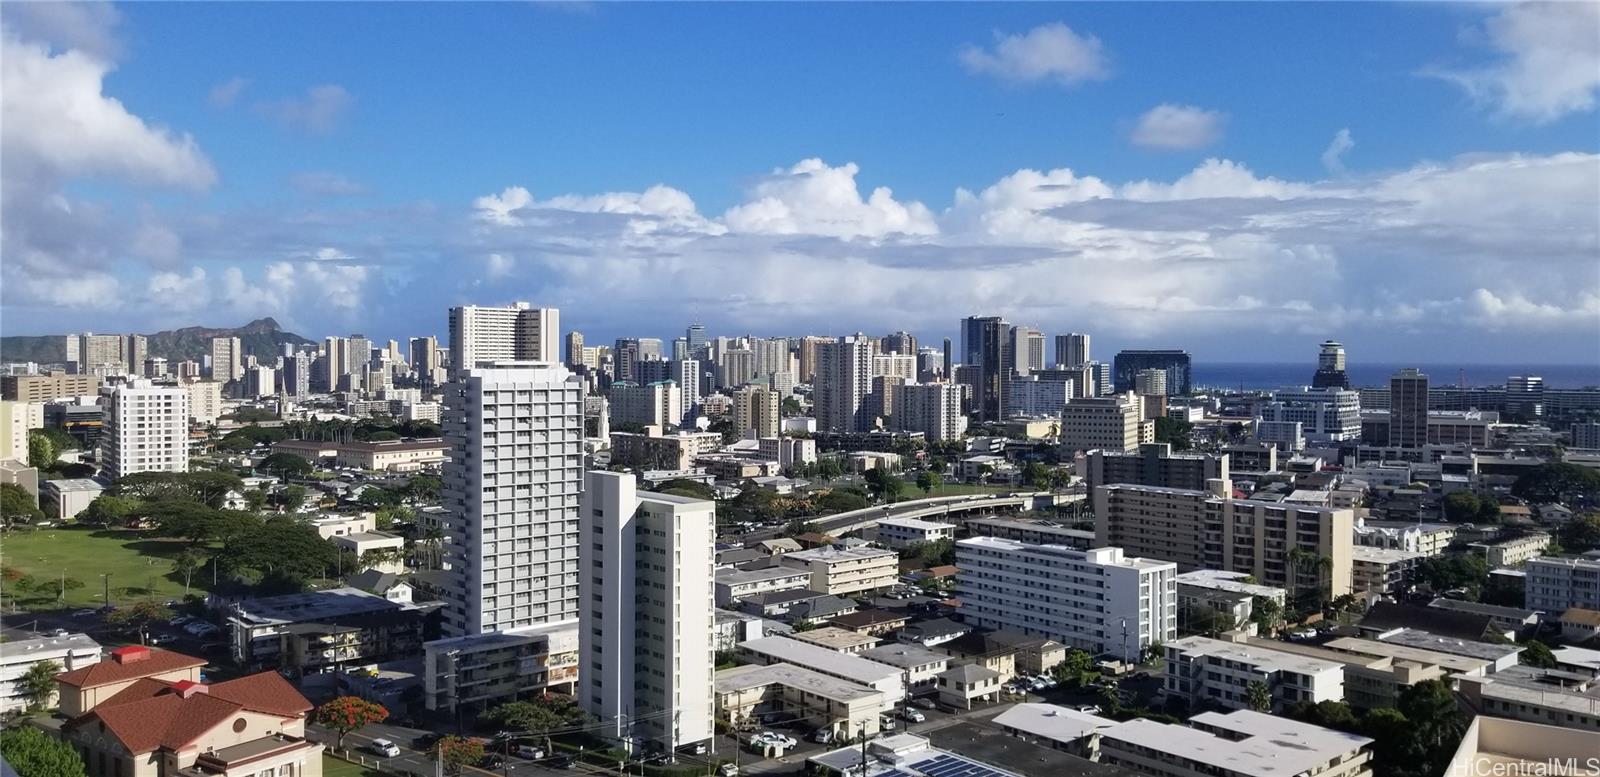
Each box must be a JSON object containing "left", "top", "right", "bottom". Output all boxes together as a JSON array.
[{"left": 367, "top": 739, "right": 400, "bottom": 758}]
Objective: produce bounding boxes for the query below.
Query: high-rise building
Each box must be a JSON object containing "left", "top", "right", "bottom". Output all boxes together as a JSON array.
[
  {"left": 941, "top": 338, "right": 953, "bottom": 383},
  {"left": 579, "top": 472, "right": 715, "bottom": 752},
  {"left": 894, "top": 382, "right": 967, "bottom": 441},
  {"left": 669, "top": 359, "right": 701, "bottom": 423},
  {"left": 796, "top": 335, "right": 832, "bottom": 384},
  {"left": 101, "top": 381, "right": 189, "bottom": 479},
  {"left": 1573, "top": 422, "right": 1600, "bottom": 450},
  {"left": 183, "top": 381, "right": 223, "bottom": 425},
  {"left": 1093, "top": 482, "right": 1354, "bottom": 598},
  {"left": 439, "top": 361, "right": 583, "bottom": 637},
  {"left": 2, "top": 372, "right": 100, "bottom": 403},
  {"left": 1311, "top": 340, "right": 1350, "bottom": 389},
  {"left": 1505, "top": 375, "right": 1544, "bottom": 419},
  {"left": 685, "top": 324, "right": 708, "bottom": 358},
  {"left": 717, "top": 348, "right": 755, "bottom": 389},
  {"left": 871, "top": 354, "right": 917, "bottom": 383},
  {"left": 563, "top": 332, "right": 584, "bottom": 368},
  {"left": 1134, "top": 368, "right": 1168, "bottom": 397},
  {"left": 1113, "top": 350, "right": 1191, "bottom": 395},
  {"left": 609, "top": 381, "right": 682, "bottom": 428},
  {"left": 957, "top": 539, "right": 1177, "bottom": 660},
  {"left": 0, "top": 401, "right": 44, "bottom": 462},
  {"left": 209, "top": 337, "right": 243, "bottom": 383},
  {"left": 281, "top": 352, "right": 312, "bottom": 398},
  {"left": 1055, "top": 333, "right": 1090, "bottom": 369},
  {"left": 410, "top": 336, "right": 443, "bottom": 387},
  {"left": 881, "top": 331, "right": 918, "bottom": 356},
  {"left": 143, "top": 357, "right": 167, "bottom": 379},
  {"left": 814, "top": 335, "right": 873, "bottom": 433},
  {"left": 448, "top": 303, "right": 559, "bottom": 376},
  {"left": 1006, "top": 375, "right": 1074, "bottom": 417},
  {"left": 751, "top": 338, "right": 791, "bottom": 379},
  {"left": 733, "top": 384, "right": 780, "bottom": 440},
  {"left": 961, "top": 316, "right": 1012, "bottom": 423},
  {"left": 639, "top": 338, "right": 664, "bottom": 362},
  {"left": 1060, "top": 393, "right": 1152, "bottom": 453},
  {"left": 671, "top": 337, "right": 690, "bottom": 361},
  {"left": 1010, "top": 326, "right": 1046, "bottom": 374},
  {"left": 123, "top": 335, "right": 147, "bottom": 376},
  {"left": 613, "top": 338, "right": 642, "bottom": 383},
  {"left": 319, "top": 336, "right": 345, "bottom": 392},
  {"left": 1257, "top": 388, "right": 1361, "bottom": 445},
  {"left": 1389, "top": 369, "right": 1430, "bottom": 448},
  {"left": 73, "top": 334, "right": 126, "bottom": 374},
  {"left": 243, "top": 366, "right": 275, "bottom": 399},
  {"left": 343, "top": 335, "right": 373, "bottom": 385}
]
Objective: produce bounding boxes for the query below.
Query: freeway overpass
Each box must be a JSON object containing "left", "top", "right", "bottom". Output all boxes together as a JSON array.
[{"left": 809, "top": 491, "right": 1078, "bottom": 536}]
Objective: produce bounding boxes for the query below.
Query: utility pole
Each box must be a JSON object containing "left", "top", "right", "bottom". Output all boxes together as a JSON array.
[{"left": 103, "top": 574, "right": 110, "bottom": 608}]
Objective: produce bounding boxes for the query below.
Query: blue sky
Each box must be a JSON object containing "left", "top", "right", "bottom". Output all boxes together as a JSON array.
[{"left": 3, "top": 2, "right": 1598, "bottom": 363}]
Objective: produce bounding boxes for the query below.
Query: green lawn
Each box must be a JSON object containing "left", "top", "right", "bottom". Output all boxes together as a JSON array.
[
  {"left": 1, "top": 527, "right": 207, "bottom": 610},
  {"left": 322, "top": 755, "right": 389, "bottom": 777}
]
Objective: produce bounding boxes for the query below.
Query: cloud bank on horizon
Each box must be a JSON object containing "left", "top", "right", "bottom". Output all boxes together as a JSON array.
[{"left": 1, "top": 4, "right": 1597, "bottom": 361}]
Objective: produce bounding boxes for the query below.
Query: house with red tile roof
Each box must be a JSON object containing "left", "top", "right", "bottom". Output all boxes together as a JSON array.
[{"left": 55, "top": 648, "right": 322, "bottom": 777}]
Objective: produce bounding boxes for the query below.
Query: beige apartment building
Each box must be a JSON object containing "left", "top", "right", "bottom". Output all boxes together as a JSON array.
[
  {"left": 1094, "top": 482, "right": 1354, "bottom": 598},
  {"left": 1059, "top": 393, "right": 1152, "bottom": 454},
  {"left": 2, "top": 371, "right": 101, "bottom": 402},
  {"left": 780, "top": 546, "right": 900, "bottom": 595}
]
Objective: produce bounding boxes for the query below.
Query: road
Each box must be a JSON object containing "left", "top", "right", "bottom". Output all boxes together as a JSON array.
[
  {"left": 739, "top": 492, "right": 1056, "bottom": 543},
  {"left": 316, "top": 722, "right": 586, "bottom": 777}
]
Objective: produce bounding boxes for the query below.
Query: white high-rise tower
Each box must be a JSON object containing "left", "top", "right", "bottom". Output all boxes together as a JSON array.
[{"left": 448, "top": 302, "right": 560, "bottom": 377}]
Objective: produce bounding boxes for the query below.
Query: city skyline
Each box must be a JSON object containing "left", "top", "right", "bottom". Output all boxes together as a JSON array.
[{"left": 2, "top": 2, "right": 1598, "bottom": 363}]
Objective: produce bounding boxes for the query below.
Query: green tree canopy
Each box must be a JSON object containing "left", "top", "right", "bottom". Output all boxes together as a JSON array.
[
  {"left": 1153, "top": 417, "right": 1194, "bottom": 451},
  {"left": 1, "top": 483, "right": 44, "bottom": 526},
  {"left": 26, "top": 430, "right": 58, "bottom": 470},
  {"left": 215, "top": 518, "right": 339, "bottom": 592},
  {"left": 79, "top": 494, "right": 138, "bottom": 527},
  {"left": 260, "top": 452, "right": 314, "bottom": 481},
  {"left": 1560, "top": 513, "right": 1600, "bottom": 554},
  {"left": 1512, "top": 463, "right": 1600, "bottom": 503},
  {"left": 1, "top": 725, "right": 86, "bottom": 777},
  {"left": 1520, "top": 639, "right": 1557, "bottom": 668}
]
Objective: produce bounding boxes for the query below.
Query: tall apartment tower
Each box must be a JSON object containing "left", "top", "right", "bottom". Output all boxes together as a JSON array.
[
  {"left": 410, "top": 336, "right": 443, "bottom": 387},
  {"left": 814, "top": 335, "right": 874, "bottom": 433},
  {"left": 942, "top": 338, "right": 953, "bottom": 382},
  {"left": 881, "top": 331, "right": 919, "bottom": 356},
  {"left": 448, "top": 303, "right": 560, "bottom": 377},
  {"left": 685, "top": 324, "right": 708, "bottom": 358},
  {"left": 733, "top": 384, "right": 781, "bottom": 439},
  {"left": 1010, "top": 326, "right": 1046, "bottom": 375},
  {"left": 960, "top": 316, "right": 1012, "bottom": 423},
  {"left": 123, "top": 335, "right": 147, "bottom": 375},
  {"left": 439, "top": 361, "right": 584, "bottom": 637},
  {"left": 1389, "top": 368, "right": 1430, "bottom": 448},
  {"left": 1311, "top": 340, "right": 1350, "bottom": 389},
  {"left": 1134, "top": 368, "right": 1168, "bottom": 397},
  {"left": 579, "top": 472, "right": 716, "bottom": 752},
  {"left": 1056, "top": 333, "right": 1091, "bottom": 369},
  {"left": 894, "top": 382, "right": 968, "bottom": 442},
  {"left": 564, "top": 332, "right": 585, "bottom": 367},
  {"left": 209, "top": 337, "right": 243, "bottom": 383},
  {"left": 613, "top": 338, "right": 642, "bottom": 383},
  {"left": 1113, "top": 350, "right": 1191, "bottom": 396},
  {"left": 1060, "top": 393, "right": 1152, "bottom": 453},
  {"left": 101, "top": 381, "right": 189, "bottom": 479}
]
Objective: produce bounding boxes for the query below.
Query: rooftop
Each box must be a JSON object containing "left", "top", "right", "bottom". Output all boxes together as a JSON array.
[
  {"left": 784, "top": 545, "right": 898, "bottom": 563},
  {"left": 713, "top": 662, "right": 881, "bottom": 703},
  {"left": 993, "top": 703, "right": 1119, "bottom": 744},
  {"left": 44, "top": 479, "right": 105, "bottom": 493},
  {"left": 1167, "top": 636, "right": 1345, "bottom": 676},
  {"left": 1378, "top": 629, "right": 1523, "bottom": 663},
  {"left": 1350, "top": 546, "right": 1426, "bottom": 565},
  {"left": 1319, "top": 636, "right": 1491, "bottom": 674},
  {"left": 1101, "top": 710, "right": 1372, "bottom": 777},
  {"left": 1, "top": 632, "right": 100, "bottom": 658},
  {"left": 958, "top": 536, "right": 1176, "bottom": 571},
  {"left": 1175, "top": 570, "right": 1288, "bottom": 599},
  {"left": 859, "top": 644, "right": 950, "bottom": 669},
  {"left": 56, "top": 647, "right": 206, "bottom": 690},
  {"left": 715, "top": 566, "right": 810, "bottom": 586},
  {"left": 228, "top": 587, "right": 414, "bottom": 627},
  {"left": 789, "top": 627, "right": 881, "bottom": 651},
  {"left": 1428, "top": 598, "right": 1542, "bottom": 621},
  {"left": 739, "top": 637, "right": 901, "bottom": 685}
]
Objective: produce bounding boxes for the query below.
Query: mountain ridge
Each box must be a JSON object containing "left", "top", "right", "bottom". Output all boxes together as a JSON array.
[{"left": 0, "top": 318, "right": 315, "bottom": 365}]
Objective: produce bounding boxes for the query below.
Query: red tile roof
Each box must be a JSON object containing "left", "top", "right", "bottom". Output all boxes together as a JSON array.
[
  {"left": 65, "top": 670, "right": 312, "bottom": 755},
  {"left": 55, "top": 648, "right": 206, "bottom": 689}
]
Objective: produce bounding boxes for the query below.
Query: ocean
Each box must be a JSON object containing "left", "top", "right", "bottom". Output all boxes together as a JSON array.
[{"left": 1190, "top": 362, "right": 1600, "bottom": 391}]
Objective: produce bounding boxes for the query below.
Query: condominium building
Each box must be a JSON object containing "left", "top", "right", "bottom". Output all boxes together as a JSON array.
[
  {"left": 779, "top": 546, "right": 899, "bottom": 596},
  {"left": 957, "top": 538, "right": 1177, "bottom": 661},
  {"left": 0, "top": 632, "right": 100, "bottom": 713},
  {"left": 1257, "top": 387, "right": 1362, "bottom": 445},
  {"left": 894, "top": 382, "right": 967, "bottom": 442},
  {"left": 209, "top": 336, "right": 243, "bottom": 383},
  {"left": 609, "top": 428, "right": 722, "bottom": 470},
  {"left": 714, "top": 567, "right": 812, "bottom": 606},
  {"left": 872, "top": 353, "right": 918, "bottom": 383},
  {"left": 1055, "top": 333, "right": 1090, "bottom": 369},
  {"left": 1469, "top": 532, "right": 1550, "bottom": 569},
  {"left": 609, "top": 380, "right": 682, "bottom": 428},
  {"left": 873, "top": 516, "right": 956, "bottom": 550},
  {"left": 1085, "top": 442, "right": 1229, "bottom": 492},
  {"left": 1060, "top": 393, "right": 1152, "bottom": 453},
  {"left": 1446, "top": 717, "right": 1600, "bottom": 777},
  {"left": 1458, "top": 671, "right": 1600, "bottom": 733},
  {"left": 1010, "top": 326, "right": 1046, "bottom": 374},
  {"left": 737, "top": 636, "right": 904, "bottom": 710},
  {"left": 1389, "top": 369, "right": 1430, "bottom": 448},
  {"left": 100, "top": 381, "right": 189, "bottom": 479},
  {"left": 447, "top": 302, "right": 559, "bottom": 376},
  {"left": 1094, "top": 483, "right": 1354, "bottom": 598},
  {"left": 1163, "top": 636, "right": 1346, "bottom": 712},
  {"left": 733, "top": 384, "right": 781, "bottom": 439},
  {"left": 423, "top": 626, "right": 579, "bottom": 712},
  {"left": 1006, "top": 375, "right": 1074, "bottom": 417},
  {"left": 815, "top": 335, "right": 874, "bottom": 433},
  {"left": 1134, "top": 368, "right": 1168, "bottom": 398},
  {"left": 1352, "top": 520, "right": 1457, "bottom": 556},
  {"left": 1525, "top": 553, "right": 1600, "bottom": 613},
  {"left": 1099, "top": 710, "right": 1374, "bottom": 777},
  {"left": 0, "top": 400, "right": 43, "bottom": 461},
  {"left": 437, "top": 360, "right": 583, "bottom": 637},
  {"left": 2, "top": 371, "right": 101, "bottom": 402},
  {"left": 580, "top": 472, "right": 715, "bottom": 752},
  {"left": 715, "top": 663, "right": 885, "bottom": 741}
]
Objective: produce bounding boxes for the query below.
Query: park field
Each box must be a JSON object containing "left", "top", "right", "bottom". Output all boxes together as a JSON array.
[
  {"left": 1, "top": 527, "right": 204, "bottom": 610},
  {"left": 321, "top": 756, "right": 389, "bottom": 777}
]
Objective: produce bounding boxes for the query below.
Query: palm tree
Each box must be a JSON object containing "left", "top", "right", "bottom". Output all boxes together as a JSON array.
[{"left": 1315, "top": 556, "right": 1334, "bottom": 611}]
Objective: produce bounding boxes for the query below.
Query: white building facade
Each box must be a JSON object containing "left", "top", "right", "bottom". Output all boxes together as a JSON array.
[{"left": 101, "top": 381, "right": 189, "bottom": 479}]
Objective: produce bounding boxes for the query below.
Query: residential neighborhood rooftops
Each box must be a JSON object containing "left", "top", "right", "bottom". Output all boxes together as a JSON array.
[
  {"left": 994, "top": 703, "right": 1117, "bottom": 745},
  {"left": 1100, "top": 710, "right": 1373, "bottom": 777},
  {"left": 739, "top": 637, "right": 902, "bottom": 686},
  {"left": 1167, "top": 636, "right": 1345, "bottom": 676},
  {"left": 859, "top": 644, "right": 950, "bottom": 669},
  {"left": 56, "top": 647, "right": 207, "bottom": 690},
  {"left": 714, "top": 662, "right": 881, "bottom": 703},
  {"left": 1376, "top": 629, "right": 1523, "bottom": 663}
]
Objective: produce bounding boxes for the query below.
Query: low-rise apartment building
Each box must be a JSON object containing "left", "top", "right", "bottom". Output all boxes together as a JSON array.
[
  {"left": 715, "top": 663, "right": 884, "bottom": 740},
  {"left": 1163, "top": 636, "right": 1345, "bottom": 713},
  {"left": 1244, "top": 637, "right": 1462, "bottom": 711},
  {"left": 1349, "top": 546, "right": 1424, "bottom": 595},
  {"left": 858, "top": 644, "right": 950, "bottom": 696},
  {"left": 788, "top": 627, "right": 881, "bottom": 655},
  {"left": 964, "top": 517, "right": 1096, "bottom": 548},
  {"left": 227, "top": 587, "right": 435, "bottom": 675},
  {"left": 956, "top": 538, "right": 1177, "bottom": 662},
  {"left": 1446, "top": 717, "right": 1600, "bottom": 777},
  {"left": 1525, "top": 552, "right": 1600, "bottom": 613},
  {"left": 0, "top": 632, "right": 100, "bottom": 713},
  {"left": 1469, "top": 532, "right": 1551, "bottom": 569},
  {"left": 779, "top": 546, "right": 900, "bottom": 596},
  {"left": 1352, "top": 520, "right": 1456, "bottom": 556},
  {"left": 738, "top": 636, "right": 903, "bottom": 712},
  {"left": 1458, "top": 671, "right": 1600, "bottom": 732},
  {"left": 1085, "top": 443, "right": 1229, "bottom": 492},
  {"left": 422, "top": 625, "right": 580, "bottom": 714},
  {"left": 1098, "top": 710, "right": 1374, "bottom": 777},
  {"left": 871, "top": 516, "right": 955, "bottom": 550},
  {"left": 714, "top": 567, "right": 812, "bottom": 606}
]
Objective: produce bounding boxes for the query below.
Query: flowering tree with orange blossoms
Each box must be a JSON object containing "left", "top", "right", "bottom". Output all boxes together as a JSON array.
[{"left": 312, "top": 696, "right": 390, "bottom": 749}]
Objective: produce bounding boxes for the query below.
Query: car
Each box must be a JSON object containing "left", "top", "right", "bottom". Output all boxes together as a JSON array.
[
  {"left": 812, "top": 729, "right": 833, "bottom": 745},
  {"left": 911, "top": 697, "right": 936, "bottom": 710},
  {"left": 1291, "top": 629, "right": 1317, "bottom": 640},
  {"left": 718, "top": 765, "right": 739, "bottom": 777},
  {"left": 514, "top": 745, "right": 545, "bottom": 760},
  {"left": 367, "top": 739, "right": 401, "bottom": 758},
  {"left": 413, "top": 733, "right": 441, "bottom": 751},
  {"left": 1075, "top": 705, "right": 1101, "bottom": 714},
  {"left": 548, "top": 756, "right": 576, "bottom": 770},
  {"left": 755, "top": 732, "right": 796, "bottom": 749},
  {"left": 71, "top": 609, "right": 98, "bottom": 618},
  {"left": 148, "top": 634, "right": 175, "bottom": 645},
  {"left": 879, "top": 715, "right": 896, "bottom": 730},
  {"left": 170, "top": 615, "right": 192, "bottom": 626},
  {"left": 899, "top": 709, "right": 926, "bottom": 723}
]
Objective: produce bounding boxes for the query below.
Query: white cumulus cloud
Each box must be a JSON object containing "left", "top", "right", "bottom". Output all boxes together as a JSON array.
[
  {"left": 1321, "top": 128, "right": 1355, "bottom": 175},
  {"left": 1130, "top": 104, "right": 1226, "bottom": 150},
  {"left": 958, "top": 22, "right": 1110, "bottom": 86},
  {"left": 1428, "top": 2, "right": 1600, "bottom": 124},
  {"left": 723, "top": 159, "right": 937, "bottom": 238}
]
